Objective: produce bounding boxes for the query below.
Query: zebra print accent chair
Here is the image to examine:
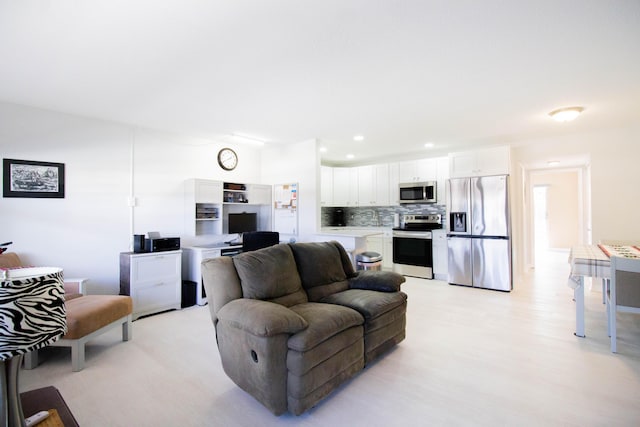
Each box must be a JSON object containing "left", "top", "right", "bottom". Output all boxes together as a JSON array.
[
  {"left": 1, "top": 265, "right": 67, "bottom": 426},
  {"left": 0, "top": 252, "right": 133, "bottom": 371}
]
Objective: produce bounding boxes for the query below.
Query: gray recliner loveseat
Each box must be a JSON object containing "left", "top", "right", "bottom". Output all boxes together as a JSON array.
[{"left": 201, "top": 240, "right": 407, "bottom": 415}]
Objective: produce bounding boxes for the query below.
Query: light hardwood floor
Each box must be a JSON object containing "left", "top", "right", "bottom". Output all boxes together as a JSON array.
[{"left": 21, "top": 250, "right": 640, "bottom": 426}]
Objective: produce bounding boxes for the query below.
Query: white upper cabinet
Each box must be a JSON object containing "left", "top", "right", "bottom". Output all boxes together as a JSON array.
[
  {"left": 436, "top": 156, "right": 449, "bottom": 204},
  {"left": 357, "top": 165, "right": 375, "bottom": 206},
  {"left": 357, "top": 164, "right": 390, "bottom": 206},
  {"left": 374, "top": 163, "right": 390, "bottom": 206},
  {"left": 248, "top": 184, "right": 272, "bottom": 205},
  {"left": 449, "top": 146, "right": 510, "bottom": 178},
  {"left": 332, "top": 168, "right": 351, "bottom": 206},
  {"left": 398, "top": 158, "right": 437, "bottom": 183},
  {"left": 476, "top": 146, "right": 510, "bottom": 176},
  {"left": 322, "top": 156, "right": 450, "bottom": 208},
  {"left": 194, "top": 179, "right": 223, "bottom": 203},
  {"left": 320, "top": 166, "right": 333, "bottom": 206},
  {"left": 388, "top": 163, "right": 400, "bottom": 205},
  {"left": 185, "top": 179, "right": 223, "bottom": 236},
  {"left": 348, "top": 168, "right": 359, "bottom": 206}
]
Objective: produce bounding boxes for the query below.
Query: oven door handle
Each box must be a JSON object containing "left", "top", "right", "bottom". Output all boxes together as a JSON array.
[{"left": 393, "top": 231, "right": 432, "bottom": 239}]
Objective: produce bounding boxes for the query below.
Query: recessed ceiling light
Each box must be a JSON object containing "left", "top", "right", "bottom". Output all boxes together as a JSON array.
[
  {"left": 548, "top": 106, "right": 584, "bottom": 122},
  {"left": 346, "top": 154, "right": 355, "bottom": 159},
  {"left": 424, "top": 143, "right": 435, "bottom": 148},
  {"left": 547, "top": 161, "right": 560, "bottom": 167},
  {"left": 319, "top": 146, "right": 327, "bottom": 153},
  {"left": 353, "top": 135, "right": 364, "bottom": 141}
]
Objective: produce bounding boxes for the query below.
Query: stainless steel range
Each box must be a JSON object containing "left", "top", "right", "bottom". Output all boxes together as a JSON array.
[{"left": 392, "top": 214, "right": 442, "bottom": 279}]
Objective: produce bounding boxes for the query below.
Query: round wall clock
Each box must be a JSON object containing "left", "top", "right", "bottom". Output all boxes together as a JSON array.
[{"left": 217, "top": 148, "right": 238, "bottom": 171}]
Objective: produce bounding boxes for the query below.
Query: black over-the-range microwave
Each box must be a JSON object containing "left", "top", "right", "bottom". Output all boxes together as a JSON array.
[{"left": 399, "top": 181, "right": 437, "bottom": 204}]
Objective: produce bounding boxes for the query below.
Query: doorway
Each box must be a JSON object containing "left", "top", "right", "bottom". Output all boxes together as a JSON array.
[{"left": 525, "top": 166, "right": 590, "bottom": 271}]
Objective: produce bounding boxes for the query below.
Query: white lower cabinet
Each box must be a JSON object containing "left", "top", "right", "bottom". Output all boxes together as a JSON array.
[
  {"left": 432, "top": 230, "right": 448, "bottom": 280},
  {"left": 383, "top": 230, "right": 393, "bottom": 270},
  {"left": 365, "top": 231, "right": 393, "bottom": 270},
  {"left": 120, "top": 250, "right": 182, "bottom": 320},
  {"left": 365, "top": 235, "right": 383, "bottom": 256}
]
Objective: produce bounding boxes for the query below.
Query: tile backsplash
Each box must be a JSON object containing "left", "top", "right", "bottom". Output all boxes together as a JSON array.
[{"left": 321, "top": 205, "right": 446, "bottom": 228}]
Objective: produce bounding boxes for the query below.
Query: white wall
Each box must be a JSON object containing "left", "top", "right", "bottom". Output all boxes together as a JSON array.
[
  {"left": 0, "top": 102, "right": 263, "bottom": 294},
  {"left": 511, "top": 124, "right": 640, "bottom": 277},
  {"left": 261, "top": 139, "right": 319, "bottom": 242},
  {"left": 6, "top": 101, "right": 638, "bottom": 290},
  {"left": 531, "top": 170, "right": 580, "bottom": 249}
]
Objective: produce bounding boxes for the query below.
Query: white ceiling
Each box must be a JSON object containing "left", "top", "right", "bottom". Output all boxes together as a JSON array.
[{"left": 1, "top": 1, "right": 639, "bottom": 165}]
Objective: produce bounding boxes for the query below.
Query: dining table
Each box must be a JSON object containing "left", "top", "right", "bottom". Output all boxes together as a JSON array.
[{"left": 568, "top": 244, "right": 640, "bottom": 337}]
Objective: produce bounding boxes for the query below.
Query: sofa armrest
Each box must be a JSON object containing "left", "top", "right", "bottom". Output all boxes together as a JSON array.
[
  {"left": 348, "top": 270, "right": 406, "bottom": 292},
  {"left": 217, "top": 299, "right": 308, "bottom": 337}
]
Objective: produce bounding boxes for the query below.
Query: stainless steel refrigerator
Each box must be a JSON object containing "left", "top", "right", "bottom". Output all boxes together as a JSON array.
[{"left": 446, "top": 175, "right": 512, "bottom": 291}]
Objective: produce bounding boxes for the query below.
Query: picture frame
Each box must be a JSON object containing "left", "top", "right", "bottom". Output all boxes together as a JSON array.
[{"left": 3, "top": 158, "right": 65, "bottom": 198}]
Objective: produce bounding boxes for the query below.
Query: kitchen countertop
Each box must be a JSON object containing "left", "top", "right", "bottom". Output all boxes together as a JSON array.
[{"left": 318, "top": 227, "right": 390, "bottom": 238}]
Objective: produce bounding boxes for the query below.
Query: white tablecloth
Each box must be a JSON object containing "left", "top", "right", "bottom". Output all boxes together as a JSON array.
[
  {"left": 567, "top": 244, "right": 640, "bottom": 337},
  {"left": 568, "top": 245, "right": 610, "bottom": 289}
]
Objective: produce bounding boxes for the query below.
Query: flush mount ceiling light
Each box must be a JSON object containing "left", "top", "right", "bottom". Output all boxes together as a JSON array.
[
  {"left": 424, "top": 142, "right": 435, "bottom": 148},
  {"left": 353, "top": 135, "right": 364, "bottom": 141},
  {"left": 346, "top": 154, "right": 355, "bottom": 159},
  {"left": 547, "top": 160, "right": 560, "bottom": 167},
  {"left": 548, "top": 106, "right": 584, "bottom": 122},
  {"left": 319, "top": 146, "right": 327, "bottom": 153}
]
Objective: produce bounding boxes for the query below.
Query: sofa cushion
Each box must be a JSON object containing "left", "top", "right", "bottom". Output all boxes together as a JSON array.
[
  {"left": 320, "top": 289, "right": 407, "bottom": 321},
  {"left": 288, "top": 242, "right": 351, "bottom": 301},
  {"left": 233, "top": 244, "right": 308, "bottom": 307},
  {"left": 287, "top": 303, "right": 363, "bottom": 352}
]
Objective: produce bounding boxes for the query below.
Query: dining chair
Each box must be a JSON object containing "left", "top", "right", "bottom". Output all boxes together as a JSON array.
[
  {"left": 606, "top": 256, "right": 640, "bottom": 353},
  {"left": 598, "top": 240, "right": 640, "bottom": 304}
]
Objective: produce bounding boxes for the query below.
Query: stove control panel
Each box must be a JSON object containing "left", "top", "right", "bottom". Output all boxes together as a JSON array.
[{"left": 402, "top": 214, "right": 441, "bottom": 224}]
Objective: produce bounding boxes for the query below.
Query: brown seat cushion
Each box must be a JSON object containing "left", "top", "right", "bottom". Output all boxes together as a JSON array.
[
  {"left": 320, "top": 289, "right": 407, "bottom": 321},
  {"left": 64, "top": 295, "right": 132, "bottom": 340},
  {"left": 287, "top": 303, "right": 363, "bottom": 352}
]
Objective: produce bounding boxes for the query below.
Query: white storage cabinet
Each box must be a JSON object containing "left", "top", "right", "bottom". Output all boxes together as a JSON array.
[
  {"left": 185, "top": 179, "right": 223, "bottom": 236},
  {"left": 120, "top": 250, "right": 182, "bottom": 320}
]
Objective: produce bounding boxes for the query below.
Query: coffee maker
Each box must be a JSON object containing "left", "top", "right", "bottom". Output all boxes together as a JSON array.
[{"left": 329, "top": 208, "right": 346, "bottom": 227}]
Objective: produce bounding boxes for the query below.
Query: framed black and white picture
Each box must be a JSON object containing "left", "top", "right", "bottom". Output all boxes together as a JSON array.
[{"left": 3, "top": 158, "right": 65, "bottom": 198}]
